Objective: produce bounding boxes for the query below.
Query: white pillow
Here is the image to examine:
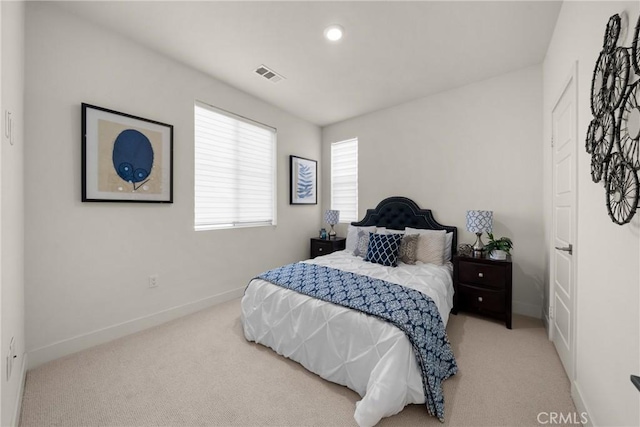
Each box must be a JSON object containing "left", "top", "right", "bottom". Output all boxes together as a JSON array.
[
  {"left": 346, "top": 225, "right": 376, "bottom": 253},
  {"left": 405, "top": 227, "right": 445, "bottom": 237},
  {"left": 444, "top": 232, "right": 454, "bottom": 262},
  {"left": 415, "top": 231, "right": 446, "bottom": 266},
  {"left": 376, "top": 227, "right": 405, "bottom": 235},
  {"left": 405, "top": 227, "right": 454, "bottom": 262}
]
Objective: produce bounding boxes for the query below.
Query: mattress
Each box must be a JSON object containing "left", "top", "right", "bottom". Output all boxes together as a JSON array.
[{"left": 241, "top": 250, "right": 454, "bottom": 426}]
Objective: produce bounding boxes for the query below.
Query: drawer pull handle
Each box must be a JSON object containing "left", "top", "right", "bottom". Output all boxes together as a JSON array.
[
  {"left": 478, "top": 272, "right": 484, "bottom": 278},
  {"left": 318, "top": 248, "right": 323, "bottom": 251},
  {"left": 478, "top": 296, "right": 483, "bottom": 302}
]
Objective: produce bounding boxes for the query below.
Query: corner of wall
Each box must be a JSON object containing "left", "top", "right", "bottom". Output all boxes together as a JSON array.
[{"left": 512, "top": 301, "right": 543, "bottom": 319}]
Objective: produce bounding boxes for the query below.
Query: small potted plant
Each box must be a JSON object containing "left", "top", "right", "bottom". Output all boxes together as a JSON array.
[{"left": 485, "top": 233, "right": 513, "bottom": 260}]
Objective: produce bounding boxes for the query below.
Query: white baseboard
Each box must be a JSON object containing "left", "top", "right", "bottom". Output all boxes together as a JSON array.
[
  {"left": 11, "top": 353, "right": 27, "bottom": 427},
  {"left": 572, "top": 380, "right": 594, "bottom": 427},
  {"left": 512, "top": 300, "right": 542, "bottom": 319},
  {"left": 542, "top": 312, "right": 550, "bottom": 336},
  {"left": 27, "top": 287, "right": 245, "bottom": 369},
  {"left": 542, "top": 309, "right": 551, "bottom": 339}
]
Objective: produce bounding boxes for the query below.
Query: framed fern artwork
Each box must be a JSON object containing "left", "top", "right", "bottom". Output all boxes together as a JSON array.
[{"left": 290, "top": 155, "right": 317, "bottom": 205}]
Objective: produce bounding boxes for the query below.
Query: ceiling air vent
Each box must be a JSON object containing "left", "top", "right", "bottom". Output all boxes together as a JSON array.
[{"left": 254, "top": 64, "right": 285, "bottom": 83}]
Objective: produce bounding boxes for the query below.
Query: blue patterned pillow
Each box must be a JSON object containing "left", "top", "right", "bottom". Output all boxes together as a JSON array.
[{"left": 364, "top": 233, "right": 403, "bottom": 267}]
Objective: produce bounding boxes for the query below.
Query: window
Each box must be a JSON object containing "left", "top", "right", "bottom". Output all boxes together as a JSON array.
[
  {"left": 331, "top": 138, "right": 358, "bottom": 223},
  {"left": 194, "top": 101, "right": 276, "bottom": 230}
]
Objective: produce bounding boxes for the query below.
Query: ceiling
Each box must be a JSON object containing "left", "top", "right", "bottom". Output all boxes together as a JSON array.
[{"left": 55, "top": 1, "right": 562, "bottom": 126}]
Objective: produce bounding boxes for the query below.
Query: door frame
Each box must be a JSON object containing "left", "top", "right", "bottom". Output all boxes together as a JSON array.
[{"left": 548, "top": 61, "right": 579, "bottom": 381}]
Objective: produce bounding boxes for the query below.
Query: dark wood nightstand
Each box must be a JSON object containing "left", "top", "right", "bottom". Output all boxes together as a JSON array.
[
  {"left": 452, "top": 255, "right": 513, "bottom": 329},
  {"left": 310, "top": 237, "right": 346, "bottom": 259}
]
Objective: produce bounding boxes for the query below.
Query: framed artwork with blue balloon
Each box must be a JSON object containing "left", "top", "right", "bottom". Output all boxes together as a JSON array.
[
  {"left": 289, "top": 155, "right": 317, "bottom": 205},
  {"left": 82, "top": 103, "right": 173, "bottom": 203}
]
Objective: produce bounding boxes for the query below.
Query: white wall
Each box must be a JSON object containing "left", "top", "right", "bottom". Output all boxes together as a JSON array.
[
  {"left": 322, "top": 65, "right": 544, "bottom": 318},
  {"left": 24, "top": 2, "right": 321, "bottom": 367},
  {"left": 543, "top": 2, "right": 640, "bottom": 426},
  {"left": 1, "top": 1, "right": 26, "bottom": 425},
  {"left": 0, "top": 4, "right": 3, "bottom": 423}
]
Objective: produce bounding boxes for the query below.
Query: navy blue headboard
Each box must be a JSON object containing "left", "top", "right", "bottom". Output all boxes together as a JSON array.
[{"left": 351, "top": 196, "right": 457, "bottom": 255}]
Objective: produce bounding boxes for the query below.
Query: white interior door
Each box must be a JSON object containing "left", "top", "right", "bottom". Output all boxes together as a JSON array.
[{"left": 550, "top": 64, "right": 577, "bottom": 378}]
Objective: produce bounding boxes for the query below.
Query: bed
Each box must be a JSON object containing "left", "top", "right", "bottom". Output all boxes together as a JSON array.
[{"left": 241, "top": 197, "right": 458, "bottom": 426}]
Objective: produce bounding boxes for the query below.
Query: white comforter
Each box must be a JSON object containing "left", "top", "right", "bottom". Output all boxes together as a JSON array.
[{"left": 241, "top": 251, "right": 454, "bottom": 426}]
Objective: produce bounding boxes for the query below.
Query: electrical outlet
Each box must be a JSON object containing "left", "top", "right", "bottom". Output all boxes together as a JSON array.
[{"left": 148, "top": 275, "right": 158, "bottom": 288}]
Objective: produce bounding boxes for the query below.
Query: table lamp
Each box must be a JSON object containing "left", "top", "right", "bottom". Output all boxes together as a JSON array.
[
  {"left": 325, "top": 210, "right": 340, "bottom": 239},
  {"left": 466, "top": 210, "right": 493, "bottom": 257}
]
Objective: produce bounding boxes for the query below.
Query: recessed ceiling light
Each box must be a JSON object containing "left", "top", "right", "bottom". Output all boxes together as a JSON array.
[{"left": 324, "top": 24, "right": 344, "bottom": 42}]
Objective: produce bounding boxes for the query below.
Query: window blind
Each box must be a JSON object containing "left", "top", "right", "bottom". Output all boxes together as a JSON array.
[
  {"left": 331, "top": 138, "right": 358, "bottom": 223},
  {"left": 194, "top": 101, "right": 276, "bottom": 230}
]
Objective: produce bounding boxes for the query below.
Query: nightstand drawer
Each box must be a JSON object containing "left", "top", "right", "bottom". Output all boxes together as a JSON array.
[
  {"left": 458, "top": 283, "right": 505, "bottom": 313},
  {"left": 310, "top": 237, "right": 346, "bottom": 259},
  {"left": 458, "top": 261, "right": 506, "bottom": 289},
  {"left": 311, "top": 240, "right": 333, "bottom": 255}
]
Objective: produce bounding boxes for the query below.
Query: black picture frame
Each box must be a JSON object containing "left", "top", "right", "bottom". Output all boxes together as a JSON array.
[
  {"left": 82, "top": 103, "right": 173, "bottom": 203},
  {"left": 289, "top": 155, "right": 317, "bottom": 205}
]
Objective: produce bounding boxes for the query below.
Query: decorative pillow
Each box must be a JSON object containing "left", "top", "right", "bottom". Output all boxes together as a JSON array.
[
  {"left": 398, "top": 234, "right": 419, "bottom": 265},
  {"left": 346, "top": 225, "right": 376, "bottom": 253},
  {"left": 364, "top": 233, "right": 403, "bottom": 267},
  {"left": 405, "top": 227, "right": 452, "bottom": 262},
  {"left": 415, "top": 231, "right": 446, "bottom": 266},
  {"left": 353, "top": 229, "right": 372, "bottom": 257}
]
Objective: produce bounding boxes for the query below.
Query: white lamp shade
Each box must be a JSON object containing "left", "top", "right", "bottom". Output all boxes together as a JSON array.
[
  {"left": 325, "top": 210, "right": 340, "bottom": 225},
  {"left": 466, "top": 210, "right": 493, "bottom": 233}
]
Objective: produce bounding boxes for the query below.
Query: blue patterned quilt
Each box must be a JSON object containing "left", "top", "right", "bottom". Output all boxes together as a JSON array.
[{"left": 256, "top": 262, "right": 457, "bottom": 421}]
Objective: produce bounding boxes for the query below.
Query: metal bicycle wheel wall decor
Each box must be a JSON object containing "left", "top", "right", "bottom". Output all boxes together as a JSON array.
[{"left": 587, "top": 12, "right": 640, "bottom": 225}]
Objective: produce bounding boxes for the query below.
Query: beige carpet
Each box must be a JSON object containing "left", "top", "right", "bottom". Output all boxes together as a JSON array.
[{"left": 20, "top": 298, "right": 577, "bottom": 426}]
